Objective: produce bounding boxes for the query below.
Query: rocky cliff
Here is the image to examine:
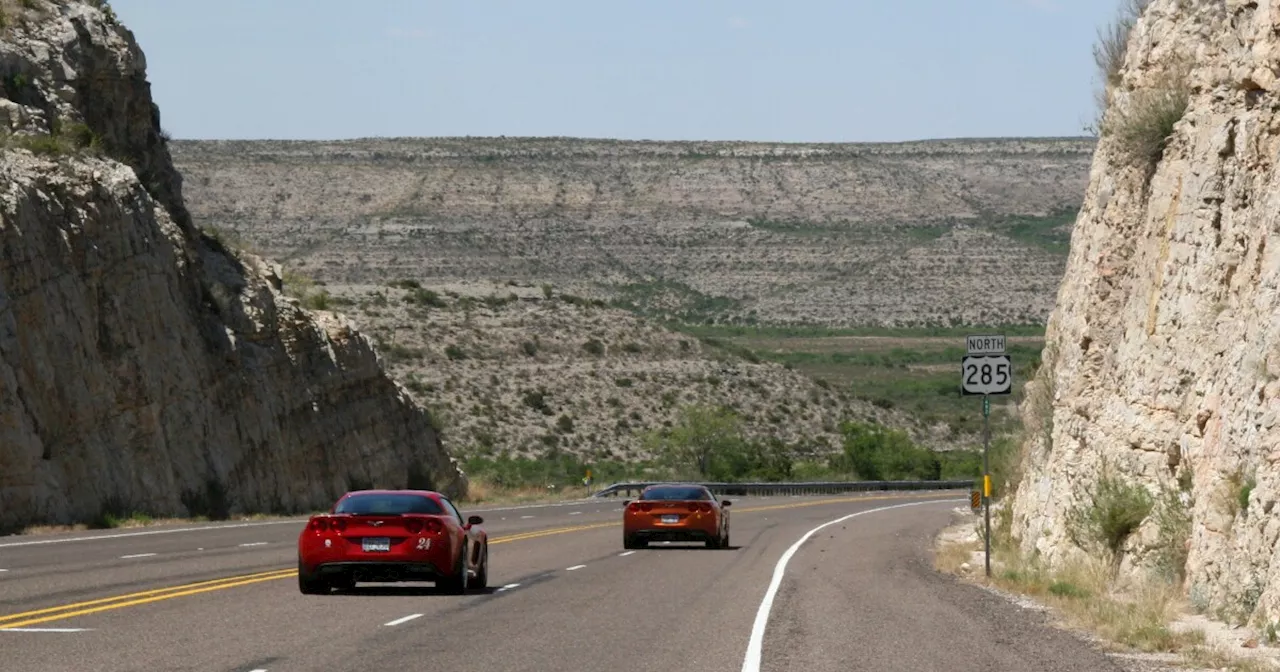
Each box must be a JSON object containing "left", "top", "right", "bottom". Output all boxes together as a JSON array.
[
  {"left": 0, "top": 0, "right": 465, "bottom": 533},
  {"left": 171, "top": 136, "right": 1094, "bottom": 327},
  {"left": 1009, "top": 0, "right": 1280, "bottom": 629}
]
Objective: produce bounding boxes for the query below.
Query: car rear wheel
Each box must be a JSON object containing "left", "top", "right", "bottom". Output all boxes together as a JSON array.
[
  {"left": 298, "top": 561, "right": 329, "bottom": 595},
  {"left": 438, "top": 544, "right": 468, "bottom": 595},
  {"left": 467, "top": 543, "right": 488, "bottom": 590},
  {"left": 623, "top": 533, "right": 644, "bottom": 550}
]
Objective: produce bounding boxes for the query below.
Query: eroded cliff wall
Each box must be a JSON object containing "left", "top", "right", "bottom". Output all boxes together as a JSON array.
[
  {"left": 1010, "top": 0, "right": 1280, "bottom": 626},
  {"left": 0, "top": 1, "right": 465, "bottom": 532}
]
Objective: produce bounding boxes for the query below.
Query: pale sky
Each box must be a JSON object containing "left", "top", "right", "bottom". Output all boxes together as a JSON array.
[{"left": 111, "top": 0, "right": 1122, "bottom": 142}]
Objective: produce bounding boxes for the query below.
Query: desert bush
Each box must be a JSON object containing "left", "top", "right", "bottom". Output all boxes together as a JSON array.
[
  {"left": 1102, "top": 77, "right": 1189, "bottom": 168},
  {"left": 1067, "top": 465, "right": 1154, "bottom": 558}
]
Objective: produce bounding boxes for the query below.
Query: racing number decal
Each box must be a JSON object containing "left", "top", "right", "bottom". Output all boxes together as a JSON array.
[{"left": 416, "top": 537, "right": 430, "bottom": 551}]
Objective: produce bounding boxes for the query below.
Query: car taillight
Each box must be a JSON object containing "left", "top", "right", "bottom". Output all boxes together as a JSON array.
[
  {"left": 687, "top": 502, "right": 712, "bottom": 512},
  {"left": 332, "top": 518, "right": 347, "bottom": 531},
  {"left": 405, "top": 519, "right": 423, "bottom": 534},
  {"left": 423, "top": 518, "right": 444, "bottom": 534},
  {"left": 639, "top": 502, "right": 654, "bottom": 512},
  {"left": 308, "top": 518, "right": 329, "bottom": 532},
  {"left": 626, "top": 502, "right": 639, "bottom": 513}
]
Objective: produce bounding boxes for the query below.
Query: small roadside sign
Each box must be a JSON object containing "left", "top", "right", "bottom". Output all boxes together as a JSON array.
[
  {"left": 961, "top": 354, "right": 1013, "bottom": 396},
  {"left": 966, "top": 334, "right": 1006, "bottom": 355},
  {"left": 970, "top": 490, "right": 981, "bottom": 512}
]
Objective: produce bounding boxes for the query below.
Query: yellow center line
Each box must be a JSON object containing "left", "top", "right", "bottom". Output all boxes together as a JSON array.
[
  {"left": 0, "top": 571, "right": 298, "bottom": 629},
  {"left": 0, "top": 569, "right": 297, "bottom": 624},
  {"left": 0, "top": 491, "right": 961, "bottom": 628}
]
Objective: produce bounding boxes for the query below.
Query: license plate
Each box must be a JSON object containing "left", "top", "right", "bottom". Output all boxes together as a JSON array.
[
  {"left": 362, "top": 537, "right": 391, "bottom": 552},
  {"left": 661, "top": 515, "right": 679, "bottom": 524}
]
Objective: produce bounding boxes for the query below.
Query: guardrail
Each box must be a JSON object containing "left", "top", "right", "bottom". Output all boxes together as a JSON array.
[{"left": 590, "top": 479, "right": 975, "bottom": 499}]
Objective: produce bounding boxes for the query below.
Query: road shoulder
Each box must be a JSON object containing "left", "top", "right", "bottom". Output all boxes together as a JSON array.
[{"left": 933, "top": 505, "right": 1279, "bottom": 672}]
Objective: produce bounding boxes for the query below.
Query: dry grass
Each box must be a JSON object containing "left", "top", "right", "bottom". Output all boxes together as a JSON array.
[
  {"left": 1183, "top": 645, "right": 1276, "bottom": 672},
  {"left": 982, "top": 544, "right": 1199, "bottom": 653},
  {"left": 934, "top": 515, "right": 1275, "bottom": 671}
]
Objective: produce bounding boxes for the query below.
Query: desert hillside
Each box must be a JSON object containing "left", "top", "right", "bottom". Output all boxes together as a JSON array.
[
  {"left": 292, "top": 277, "right": 968, "bottom": 465},
  {"left": 0, "top": 0, "right": 463, "bottom": 532},
  {"left": 1008, "top": 0, "right": 1280, "bottom": 635},
  {"left": 171, "top": 136, "right": 1094, "bottom": 328}
]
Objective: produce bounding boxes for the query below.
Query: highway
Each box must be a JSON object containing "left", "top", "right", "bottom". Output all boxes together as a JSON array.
[{"left": 0, "top": 492, "right": 1130, "bottom": 672}]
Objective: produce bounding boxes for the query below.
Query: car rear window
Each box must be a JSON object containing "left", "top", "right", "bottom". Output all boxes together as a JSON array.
[
  {"left": 334, "top": 493, "right": 443, "bottom": 515},
  {"left": 640, "top": 486, "right": 711, "bottom": 501}
]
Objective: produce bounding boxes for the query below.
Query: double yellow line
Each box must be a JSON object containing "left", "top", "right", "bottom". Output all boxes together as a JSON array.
[
  {"left": 0, "top": 569, "right": 296, "bottom": 629},
  {"left": 0, "top": 491, "right": 958, "bottom": 629}
]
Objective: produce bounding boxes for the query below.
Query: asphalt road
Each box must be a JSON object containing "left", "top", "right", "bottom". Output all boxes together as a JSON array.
[{"left": 0, "top": 492, "right": 1128, "bottom": 672}]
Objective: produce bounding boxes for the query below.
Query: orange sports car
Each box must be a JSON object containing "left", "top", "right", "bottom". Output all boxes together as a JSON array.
[{"left": 621, "top": 483, "right": 731, "bottom": 549}]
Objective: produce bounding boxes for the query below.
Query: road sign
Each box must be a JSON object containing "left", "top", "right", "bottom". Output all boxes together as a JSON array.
[
  {"left": 966, "top": 334, "right": 1006, "bottom": 355},
  {"left": 962, "top": 354, "right": 1012, "bottom": 396},
  {"left": 970, "top": 490, "right": 981, "bottom": 512}
]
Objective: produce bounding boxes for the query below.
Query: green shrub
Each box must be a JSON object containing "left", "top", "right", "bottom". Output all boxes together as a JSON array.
[
  {"left": 1102, "top": 81, "right": 1189, "bottom": 168},
  {"left": 1067, "top": 466, "right": 1154, "bottom": 558},
  {"left": 1153, "top": 487, "right": 1192, "bottom": 584}
]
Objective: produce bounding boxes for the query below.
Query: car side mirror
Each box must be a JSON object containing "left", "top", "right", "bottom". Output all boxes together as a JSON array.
[
  {"left": 621, "top": 500, "right": 631, "bottom": 507},
  {"left": 467, "top": 515, "right": 484, "bottom": 526},
  {"left": 721, "top": 500, "right": 732, "bottom": 507}
]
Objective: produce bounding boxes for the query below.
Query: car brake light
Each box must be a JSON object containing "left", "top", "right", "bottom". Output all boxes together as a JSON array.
[
  {"left": 640, "top": 502, "right": 653, "bottom": 512},
  {"left": 687, "top": 502, "right": 698, "bottom": 512},
  {"left": 423, "top": 518, "right": 443, "bottom": 534},
  {"left": 626, "top": 502, "right": 639, "bottom": 512},
  {"left": 309, "top": 518, "right": 329, "bottom": 532},
  {"left": 332, "top": 518, "right": 347, "bottom": 531},
  {"left": 405, "top": 519, "right": 423, "bottom": 534},
  {"left": 702, "top": 502, "right": 713, "bottom": 512}
]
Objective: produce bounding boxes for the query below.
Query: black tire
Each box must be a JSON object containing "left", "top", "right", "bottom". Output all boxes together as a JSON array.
[
  {"left": 298, "top": 561, "right": 329, "bottom": 595},
  {"left": 438, "top": 543, "right": 468, "bottom": 595},
  {"left": 624, "top": 533, "right": 646, "bottom": 549},
  {"left": 467, "top": 543, "right": 488, "bottom": 590}
]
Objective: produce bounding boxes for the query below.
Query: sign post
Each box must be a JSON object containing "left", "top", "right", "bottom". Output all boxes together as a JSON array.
[{"left": 962, "top": 334, "right": 1012, "bottom": 578}]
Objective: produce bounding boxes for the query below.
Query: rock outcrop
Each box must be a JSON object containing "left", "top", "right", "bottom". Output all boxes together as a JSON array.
[
  {"left": 1010, "top": 0, "right": 1280, "bottom": 629},
  {"left": 0, "top": 1, "right": 465, "bottom": 532}
]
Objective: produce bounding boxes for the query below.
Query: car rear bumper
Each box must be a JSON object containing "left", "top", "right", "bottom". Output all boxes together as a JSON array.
[
  {"left": 311, "top": 560, "right": 445, "bottom": 582},
  {"left": 628, "top": 527, "right": 716, "bottom": 542}
]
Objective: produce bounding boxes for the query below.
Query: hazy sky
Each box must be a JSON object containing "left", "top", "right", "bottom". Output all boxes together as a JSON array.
[{"left": 111, "top": 0, "right": 1123, "bottom": 143}]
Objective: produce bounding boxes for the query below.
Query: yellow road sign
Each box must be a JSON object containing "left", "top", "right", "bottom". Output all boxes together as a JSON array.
[{"left": 970, "top": 490, "right": 981, "bottom": 511}]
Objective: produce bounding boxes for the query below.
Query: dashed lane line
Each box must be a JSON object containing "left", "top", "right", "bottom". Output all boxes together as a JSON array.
[
  {"left": 383, "top": 614, "right": 423, "bottom": 627},
  {"left": 0, "top": 493, "right": 962, "bottom": 629}
]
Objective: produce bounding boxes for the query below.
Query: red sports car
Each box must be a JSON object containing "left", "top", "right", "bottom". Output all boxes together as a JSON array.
[
  {"left": 622, "top": 483, "right": 731, "bottom": 549},
  {"left": 296, "top": 489, "right": 489, "bottom": 594}
]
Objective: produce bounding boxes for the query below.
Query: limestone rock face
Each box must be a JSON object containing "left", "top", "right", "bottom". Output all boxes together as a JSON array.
[
  {"left": 1010, "top": 0, "right": 1280, "bottom": 626},
  {"left": 0, "top": 2, "right": 465, "bottom": 531}
]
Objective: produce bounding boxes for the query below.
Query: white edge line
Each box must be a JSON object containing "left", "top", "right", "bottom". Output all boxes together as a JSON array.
[
  {"left": 739, "top": 498, "right": 955, "bottom": 672},
  {"left": 568, "top": 511, "right": 582, "bottom": 515},
  {"left": 619, "top": 551, "right": 635, "bottom": 557},
  {"left": 497, "top": 583, "right": 520, "bottom": 591},
  {"left": 0, "top": 568, "right": 8, "bottom": 572},
  {"left": 238, "top": 542, "right": 268, "bottom": 547},
  {"left": 0, "top": 627, "right": 92, "bottom": 632},
  {"left": 383, "top": 613, "right": 423, "bottom": 627},
  {"left": 119, "top": 553, "right": 156, "bottom": 559},
  {"left": 565, "top": 564, "right": 586, "bottom": 571}
]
